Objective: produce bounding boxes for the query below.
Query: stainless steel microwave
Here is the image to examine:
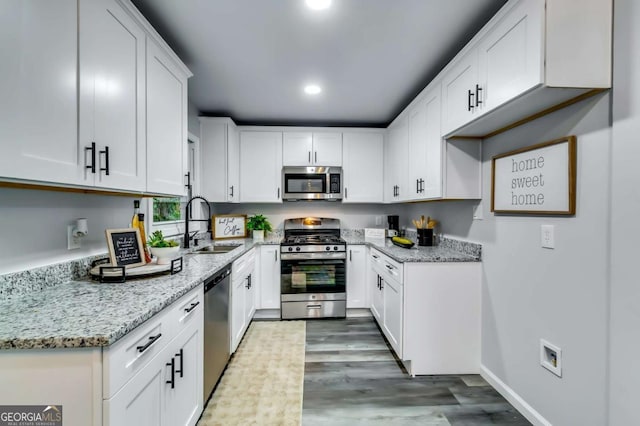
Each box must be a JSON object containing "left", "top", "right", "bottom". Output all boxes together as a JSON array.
[{"left": 282, "top": 166, "right": 342, "bottom": 201}]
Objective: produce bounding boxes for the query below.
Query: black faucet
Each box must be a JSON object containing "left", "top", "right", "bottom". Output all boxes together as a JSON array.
[{"left": 183, "top": 195, "right": 211, "bottom": 248}]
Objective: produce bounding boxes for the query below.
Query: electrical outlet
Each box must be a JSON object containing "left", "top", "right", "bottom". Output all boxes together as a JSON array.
[
  {"left": 541, "top": 225, "right": 554, "bottom": 249},
  {"left": 67, "top": 225, "right": 81, "bottom": 250},
  {"left": 473, "top": 202, "right": 483, "bottom": 220},
  {"left": 540, "top": 339, "right": 562, "bottom": 377}
]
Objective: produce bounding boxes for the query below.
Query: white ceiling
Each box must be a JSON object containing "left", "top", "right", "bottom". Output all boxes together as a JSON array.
[{"left": 131, "top": 0, "right": 507, "bottom": 127}]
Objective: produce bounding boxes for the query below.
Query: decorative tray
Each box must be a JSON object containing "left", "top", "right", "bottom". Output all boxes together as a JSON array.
[{"left": 90, "top": 257, "right": 183, "bottom": 283}]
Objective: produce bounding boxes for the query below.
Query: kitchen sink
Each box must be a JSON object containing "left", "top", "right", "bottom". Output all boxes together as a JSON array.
[{"left": 189, "top": 244, "right": 241, "bottom": 254}]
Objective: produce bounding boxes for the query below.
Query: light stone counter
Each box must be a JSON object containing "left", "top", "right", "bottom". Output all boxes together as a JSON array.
[{"left": 0, "top": 236, "right": 281, "bottom": 350}]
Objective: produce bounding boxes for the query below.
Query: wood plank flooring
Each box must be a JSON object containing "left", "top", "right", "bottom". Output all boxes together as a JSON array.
[{"left": 302, "top": 318, "right": 532, "bottom": 426}]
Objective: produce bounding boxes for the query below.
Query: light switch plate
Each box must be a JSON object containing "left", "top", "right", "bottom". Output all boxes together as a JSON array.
[
  {"left": 541, "top": 225, "right": 554, "bottom": 249},
  {"left": 473, "top": 202, "right": 483, "bottom": 220}
]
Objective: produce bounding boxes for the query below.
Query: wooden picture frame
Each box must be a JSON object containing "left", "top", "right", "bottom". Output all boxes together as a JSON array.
[
  {"left": 491, "top": 136, "right": 577, "bottom": 215},
  {"left": 105, "top": 228, "right": 146, "bottom": 268},
  {"left": 212, "top": 215, "right": 247, "bottom": 239}
]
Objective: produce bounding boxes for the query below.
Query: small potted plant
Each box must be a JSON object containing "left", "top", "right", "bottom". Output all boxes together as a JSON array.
[
  {"left": 246, "top": 214, "right": 272, "bottom": 242},
  {"left": 148, "top": 230, "right": 180, "bottom": 264}
]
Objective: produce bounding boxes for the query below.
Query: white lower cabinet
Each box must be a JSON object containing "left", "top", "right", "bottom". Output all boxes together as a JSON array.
[
  {"left": 103, "top": 285, "right": 204, "bottom": 426},
  {"left": 258, "top": 245, "right": 281, "bottom": 310},
  {"left": 230, "top": 248, "right": 257, "bottom": 353},
  {"left": 368, "top": 248, "right": 481, "bottom": 375},
  {"left": 346, "top": 245, "right": 367, "bottom": 309}
]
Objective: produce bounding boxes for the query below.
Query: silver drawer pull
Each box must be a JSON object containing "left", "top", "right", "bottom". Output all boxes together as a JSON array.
[{"left": 307, "top": 304, "right": 322, "bottom": 309}]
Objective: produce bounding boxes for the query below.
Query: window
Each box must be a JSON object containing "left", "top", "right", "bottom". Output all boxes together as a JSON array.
[{"left": 153, "top": 197, "right": 182, "bottom": 223}]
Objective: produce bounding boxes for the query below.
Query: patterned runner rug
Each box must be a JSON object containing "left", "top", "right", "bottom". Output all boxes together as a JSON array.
[{"left": 198, "top": 321, "right": 306, "bottom": 426}]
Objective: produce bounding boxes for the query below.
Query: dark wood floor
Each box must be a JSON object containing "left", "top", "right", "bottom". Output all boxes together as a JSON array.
[{"left": 302, "top": 318, "right": 532, "bottom": 426}]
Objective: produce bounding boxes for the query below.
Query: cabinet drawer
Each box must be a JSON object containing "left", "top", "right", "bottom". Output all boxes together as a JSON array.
[
  {"left": 166, "top": 286, "right": 204, "bottom": 337},
  {"left": 232, "top": 248, "right": 255, "bottom": 280},
  {"left": 370, "top": 248, "right": 404, "bottom": 284},
  {"left": 102, "top": 309, "right": 171, "bottom": 399}
]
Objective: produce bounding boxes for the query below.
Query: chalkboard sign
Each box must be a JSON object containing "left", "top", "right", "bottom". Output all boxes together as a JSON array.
[
  {"left": 491, "top": 136, "right": 577, "bottom": 215},
  {"left": 212, "top": 215, "right": 247, "bottom": 240},
  {"left": 105, "top": 228, "right": 146, "bottom": 268}
]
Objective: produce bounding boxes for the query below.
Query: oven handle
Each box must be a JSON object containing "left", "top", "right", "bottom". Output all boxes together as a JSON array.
[{"left": 281, "top": 252, "right": 346, "bottom": 261}]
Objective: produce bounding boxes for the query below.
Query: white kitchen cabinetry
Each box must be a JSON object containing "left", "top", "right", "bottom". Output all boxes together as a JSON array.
[
  {"left": 258, "top": 245, "right": 281, "bottom": 310},
  {"left": 104, "top": 286, "right": 204, "bottom": 426},
  {"left": 442, "top": 0, "right": 611, "bottom": 138},
  {"left": 0, "top": 0, "right": 81, "bottom": 185},
  {"left": 239, "top": 132, "right": 283, "bottom": 203},
  {"left": 200, "top": 117, "right": 240, "bottom": 202},
  {"left": 407, "top": 83, "right": 442, "bottom": 201},
  {"left": 346, "top": 245, "right": 367, "bottom": 309},
  {"left": 384, "top": 118, "right": 409, "bottom": 202},
  {"left": 146, "top": 39, "right": 190, "bottom": 196},
  {"left": 231, "top": 248, "right": 257, "bottom": 353},
  {"left": 79, "top": 0, "right": 146, "bottom": 192},
  {"left": 282, "top": 132, "right": 342, "bottom": 166},
  {"left": 342, "top": 132, "right": 384, "bottom": 203},
  {"left": 367, "top": 248, "right": 481, "bottom": 375}
]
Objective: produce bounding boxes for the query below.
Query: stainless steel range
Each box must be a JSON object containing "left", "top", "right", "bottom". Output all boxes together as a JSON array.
[{"left": 280, "top": 217, "right": 347, "bottom": 319}]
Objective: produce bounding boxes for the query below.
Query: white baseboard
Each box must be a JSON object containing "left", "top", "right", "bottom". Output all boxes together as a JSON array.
[
  {"left": 253, "top": 309, "right": 280, "bottom": 319},
  {"left": 480, "top": 365, "right": 552, "bottom": 426},
  {"left": 346, "top": 308, "right": 373, "bottom": 318}
]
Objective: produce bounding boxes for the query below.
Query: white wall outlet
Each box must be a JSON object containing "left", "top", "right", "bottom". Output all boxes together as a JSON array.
[
  {"left": 67, "top": 225, "right": 81, "bottom": 250},
  {"left": 540, "top": 339, "right": 562, "bottom": 377},
  {"left": 541, "top": 224, "right": 555, "bottom": 249},
  {"left": 375, "top": 215, "right": 382, "bottom": 226},
  {"left": 473, "top": 202, "right": 483, "bottom": 220}
]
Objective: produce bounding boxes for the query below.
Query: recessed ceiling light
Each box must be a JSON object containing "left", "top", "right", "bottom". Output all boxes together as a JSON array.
[
  {"left": 306, "top": 0, "right": 332, "bottom": 11},
  {"left": 304, "top": 84, "right": 322, "bottom": 95}
]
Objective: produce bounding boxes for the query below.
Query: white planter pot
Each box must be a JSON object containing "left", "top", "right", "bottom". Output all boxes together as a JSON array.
[
  {"left": 252, "top": 230, "right": 265, "bottom": 242},
  {"left": 149, "top": 246, "right": 180, "bottom": 265}
]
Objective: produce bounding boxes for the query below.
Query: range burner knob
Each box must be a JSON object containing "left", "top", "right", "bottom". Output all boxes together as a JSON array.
[
  {"left": 325, "top": 246, "right": 330, "bottom": 251},
  {"left": 333, "top": 246, "right": 338, "bottom": 251},
  {"left": 296, "top": 247, "right": 301, "bottom": 252},
  {"left": 288, "top": 247, "right": 293, "bottom": 252}
]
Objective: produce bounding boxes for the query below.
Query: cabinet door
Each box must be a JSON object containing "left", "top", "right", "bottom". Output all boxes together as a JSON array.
[
  {"left": 245, "top": 270, "right": 256, "bottom": 326},
  {"left": 370, "top": 273, "right": 384, "bottom": 324},
  {"left": 423, "top": 86, "right": 443, "bottom": 199},
  {"left": 79, "top": 0, "right": 146, "bottom": 191},
  {"left": 342, "top": 133, "right": 384, "bottom": 203},
  {"left": 227, "top": 123, "right": 240, "bottom": 202},
  {"left": 407, "top": 100, "right": 427, "bottom": 200},
  {"left": 199, "top": 119, "right": 228, "bottom": 202},
  {"left": 441, "top": 48, "right": 479, "bottom": 136},
  {"left": 0, "top": 0, "right": 81, "bottom": 185},
  {"left": 347, "top": 246, "right": 367, "bottom": 308},
  {"left": 104, "top": 354, "right": 165, "bottom": 426},
  {"left": 239, "top": 132, "right": 283, "bottom": 202},
  {"left": 259, "top": 246, "right": 281, "bottom": 310},
  {"left": 384, "top": 118, "right": 409, "bottom": 203},
  {"left": 146, "top": 41, "right": 188, "bottom": 196},
  {"left": 282, "top": 132, "right": 313, "bottom": 166},
  {"left": 382, "top": 277, "right": 403, "bottom": 358},
  {"left": 478, "top": 0, "right": 543, "bottom": 113},
  {"left": 230, "top": 276, "right": 246, "bottom": 354},
  {"left": 165, "top": 324, "right": 202, "bottom": 426},
  {"left": 313, "top": 133, "right": 342, "bottom": 166}
]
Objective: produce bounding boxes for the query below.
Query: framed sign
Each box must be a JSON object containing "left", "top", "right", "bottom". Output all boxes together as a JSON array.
[
  {"left": 491, "top": 136, "right": 577, "bottom": 215},
  {"left": 105, "top": 228, "right": 146, "bottom": 268},
  {"left": 212, "top": 215, "right": 247, "bottom": 239}
]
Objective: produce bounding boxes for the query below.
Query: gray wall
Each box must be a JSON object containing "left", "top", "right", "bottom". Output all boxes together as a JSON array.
[
  {"left": 609, "top": 0, "right": 640, "bottom": 423},
  {"left": 188, "top": 100, "right": 200, "bottom": 138},
  {"left": 406, "top": 94, "right": 612, "bottom": 425},
  {"left": 0, "top": 188, "right": 136, "bottom": 274}
]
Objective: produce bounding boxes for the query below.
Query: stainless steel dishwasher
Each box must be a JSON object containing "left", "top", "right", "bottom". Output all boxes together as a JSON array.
[{"left": 203, "top": 265, "right": 231, "bottom": 403}]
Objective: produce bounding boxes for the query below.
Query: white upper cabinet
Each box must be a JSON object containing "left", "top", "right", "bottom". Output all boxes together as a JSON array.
[
  {"left": 442, "top": 0, "right": 611, "bottom": 138},
  {"left": 239, "top": 131, "right": 283, "bottom": 203},
  {"left": 200, "top": 118, "right": 240, "bottom": 202},
  {"left": 79, "top": 0, "right": 146, "bottom": 192},
  {"left": 342, "top": 132, "right": 384, "bottom": 203},
  {"left": 146, "top": 40, "right": 189, "bottom": 196},
  {"left": 282, "top": 132, "right": 342, "bottom": 166},
  {"left": 407, "top": 83, "right": 443, "bottom": 201},
  {"left": 384, "top": 118, "right": 409, "bottom": 203},
  {"left": 0, "top": 0, "right": 80, "bottom": 185}
]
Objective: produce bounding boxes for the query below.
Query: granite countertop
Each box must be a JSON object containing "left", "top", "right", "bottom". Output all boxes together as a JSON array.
[
  {"left": 341, "top": 235, "right": 481, "bottom": 263},
  {"left": 0, "top": 233, "right": 477, "bottom": 350},
  {"left": 0, "top": 236, "right": 281, "bottom": 350}
]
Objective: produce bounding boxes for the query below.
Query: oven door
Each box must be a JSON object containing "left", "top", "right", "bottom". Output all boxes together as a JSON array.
[{"left": 281, "top": 253, "right": 346, "bottom": 295}]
